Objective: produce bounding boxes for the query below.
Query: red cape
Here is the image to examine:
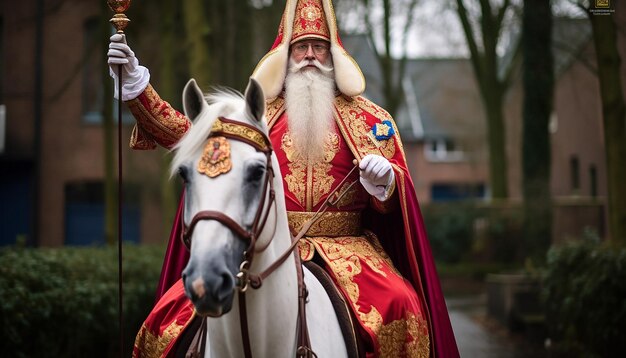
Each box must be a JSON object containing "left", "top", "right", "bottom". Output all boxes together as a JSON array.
[{"left": 154, "top": 96, "right": 459, "bottom": 357}]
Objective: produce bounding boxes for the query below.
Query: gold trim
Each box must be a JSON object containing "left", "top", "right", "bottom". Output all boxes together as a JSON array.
[
  {"left": 126, "top": 84, "right": 190, "bottom": 146},
  {"left": 211, "top": 118, "right": 270, "bottom": 151},
  {"left": 133, "top": 319, "right": 186, "bottom": 358},
  {"left": 287, "top": 211, "right": 362, "bottom": 237}
]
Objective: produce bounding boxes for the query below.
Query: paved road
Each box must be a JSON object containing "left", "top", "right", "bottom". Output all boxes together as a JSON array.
[{"left": 447, "top": 296, "right": 534, "bottom": 358}]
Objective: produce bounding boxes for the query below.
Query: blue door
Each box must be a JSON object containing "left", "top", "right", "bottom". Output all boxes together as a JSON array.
[
  {"left": 0, "top": 162, "right": 32, "bottom": 246},
  {"left": 64, "top": 182, "right": 140, "bottom": 245}
]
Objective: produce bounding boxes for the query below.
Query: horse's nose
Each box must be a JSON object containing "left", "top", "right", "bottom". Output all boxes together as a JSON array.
[
  {"left": 183, "top": 262, "right": 235, "bottom": 303},
  {"left": 212, "top": 270, "right": 235, "bottom": 301}
]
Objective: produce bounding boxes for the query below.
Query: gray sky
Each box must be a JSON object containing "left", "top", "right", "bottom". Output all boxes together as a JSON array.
[{"left": 334, "top": 0, "right": 587, "bottom": 59}]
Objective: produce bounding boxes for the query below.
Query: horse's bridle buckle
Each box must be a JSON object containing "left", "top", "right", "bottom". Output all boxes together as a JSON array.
[{"left": 236, "top": 260, "right": 251, "bottom": 292}]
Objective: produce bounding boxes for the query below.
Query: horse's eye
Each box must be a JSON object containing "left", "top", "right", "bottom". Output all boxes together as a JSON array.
[
  {"left": 178, "top": 166, "right": 189, "bottom": 183},
  {"left": 248, "top": 164, "right": 265, "bottom": 182}
]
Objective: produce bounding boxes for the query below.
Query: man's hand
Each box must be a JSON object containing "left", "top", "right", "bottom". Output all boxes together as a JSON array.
[
  {"left": 359, "top": 154, "right": 395, "bottom": 201},
  {"left": 108, "top": 34, "right": 150, "bottom": 101}
]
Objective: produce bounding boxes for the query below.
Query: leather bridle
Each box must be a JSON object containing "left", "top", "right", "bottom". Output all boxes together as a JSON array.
[
  {"left": 181, "top": 116, "right": 276, "bottom": 283},
  {"left": 180, "top": 116, "right": 359, "bottom": 357},
  {"left": 179, "top": 116, "right": 315, "bottom": 358}
]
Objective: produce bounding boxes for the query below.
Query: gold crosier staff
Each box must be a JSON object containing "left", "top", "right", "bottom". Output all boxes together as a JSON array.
[{"left": 107, "top": 0, "right": 130, "bottom": 355}]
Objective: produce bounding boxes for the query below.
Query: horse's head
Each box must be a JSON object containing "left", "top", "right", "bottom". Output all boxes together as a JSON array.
[{"left": 172, "top": 78, "right": 271, "bottom": 316}]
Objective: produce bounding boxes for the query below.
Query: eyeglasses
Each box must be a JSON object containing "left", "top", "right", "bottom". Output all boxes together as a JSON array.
[{"left": 292, "top": 42, "right": 329, "bottom": 56}]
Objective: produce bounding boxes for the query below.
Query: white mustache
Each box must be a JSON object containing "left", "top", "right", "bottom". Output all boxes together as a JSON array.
[{"left": 289, "top": 58, "right": 334, "bottom": 75}]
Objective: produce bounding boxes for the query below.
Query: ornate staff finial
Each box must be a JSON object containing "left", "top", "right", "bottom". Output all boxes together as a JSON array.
[{"left": 108, "top": 0, "right": 131, "bottom": 33}]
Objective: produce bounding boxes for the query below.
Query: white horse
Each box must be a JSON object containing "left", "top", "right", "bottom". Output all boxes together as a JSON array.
[{"left": 171, "top": 78, "right": 348, "bottom": 358}]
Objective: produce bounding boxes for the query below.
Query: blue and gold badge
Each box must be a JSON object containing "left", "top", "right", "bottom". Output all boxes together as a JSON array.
[{"left": 371, "top": 120, "right": 395, "bottom": 141}]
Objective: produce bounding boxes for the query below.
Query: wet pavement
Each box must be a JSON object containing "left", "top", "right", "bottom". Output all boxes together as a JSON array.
[{"left": 447, "top": 295, "right": 543, "bottom": 358}]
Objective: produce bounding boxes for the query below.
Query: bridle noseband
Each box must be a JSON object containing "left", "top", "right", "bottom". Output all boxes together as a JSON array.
[{"left": 181, "top": 116, "right": 276, "bottom": 290}]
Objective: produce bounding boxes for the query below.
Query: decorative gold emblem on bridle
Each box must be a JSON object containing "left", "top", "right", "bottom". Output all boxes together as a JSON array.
[{"left": 198, "top": 137, "right": 232, "bottom": 177}]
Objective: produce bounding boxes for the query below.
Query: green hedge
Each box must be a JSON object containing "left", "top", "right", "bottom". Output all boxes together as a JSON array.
[
  {"left": 0, "top": 245, "right": 164, "bottom": 358},
  {"left": 542, "top": 240, "right": 626, "bottom": 357},
  {"left": 422, "top": 202, "right": 524, "bottom": 263}
]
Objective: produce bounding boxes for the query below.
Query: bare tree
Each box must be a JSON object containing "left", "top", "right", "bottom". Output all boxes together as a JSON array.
[
  {"left": 183, "top": 0, "right": 212, "bottom": 88},
  {"left": 522, "top": 0, "right": 554, "bottom": 258},
  {"left": 336, "top": 0, "right": 420, "bottom": 117},
  {"left": 575, "top": 0, "right": 626, "bottom": 242},
  {"left": 453, "top": 0, "right": 521, "bottom": 199}
]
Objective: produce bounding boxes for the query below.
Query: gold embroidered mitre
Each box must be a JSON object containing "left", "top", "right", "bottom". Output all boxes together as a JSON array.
[{"left": 291, "top": 0, "right": 330, "bottom": 43}]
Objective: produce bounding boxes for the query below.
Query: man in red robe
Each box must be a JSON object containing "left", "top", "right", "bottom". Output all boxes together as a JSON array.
[{"left": 108, "top": 0, "right": 458, "bottom": 356}]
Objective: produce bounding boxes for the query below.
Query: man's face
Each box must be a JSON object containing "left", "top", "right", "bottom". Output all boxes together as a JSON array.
[{"left": 290, "top": 39, "right": 331, "bottom": 67}]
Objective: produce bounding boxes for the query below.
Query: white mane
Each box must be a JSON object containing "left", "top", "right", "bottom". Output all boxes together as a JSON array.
[{"left": 170, "top": 89, "right": 246, "bottom": 177}]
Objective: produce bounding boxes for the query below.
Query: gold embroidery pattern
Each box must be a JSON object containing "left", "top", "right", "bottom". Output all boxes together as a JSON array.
[
  {"left": 298, "top": 239, "right": 316, "bottom": 261},
  {"left": 198, "top": 137, "right": 232, "bottom": 177},
  {"left": 312, "top": 161, "right": 334, "bottom": 208},
  {"left": 284, "top": 160, "right": 308, "bottom": 207},
  {"left": 375, "top": 123, "right": 392, "bottom": 137},
  {"left": 211, "top": 118, "right": 270, "bottom": 151},
  {"left": 312, "top": 236, "right": 390, "bottom": 297},
  {"left": 333, "top": 181, "right": 359, "bottom": 209},
  {"left": 129, "top": 124, "right": 157, "bottom": 150},
  {"left": 356, "top": 96, "right": 405, "bottom": 156},
  {"left": 133, "top": 320, "right": 185, "bottom": 358},
  {"left": 287, "top": 211, "right": 362, "bottom": 236},
  {"left": 323, "top": 132, "right": 340, "bottom": 162},
  {"left": 334, "top": 96, "right": 398, "bottom": 160},
  {"left": 280, "top": 131, "right": 340, "bottom": 209},
  {"left": 378, "top": 312, "right": 430, "bottom": 358},
  {"left": 363, "top": 231, "right": 401, "bottom": 277},
  {"left": 127, "top": 84, "right": 191, "bottom": 148},
  {"left": 265, "top": 97, "right": 285, "bottom": 128},
  {"left": 292, "top": 0, "right": 330, "bottom": 41},
  {"left": 311, "top": 234, "right": 423, "bottom": 354}
]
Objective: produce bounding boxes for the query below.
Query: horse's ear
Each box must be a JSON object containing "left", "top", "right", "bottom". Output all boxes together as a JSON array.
[
  {"left": 244, "top": 78, "right": 265, "bottom": 123},
  {"left": 182, "top": 79, "right": 207, "bottom": 121}
]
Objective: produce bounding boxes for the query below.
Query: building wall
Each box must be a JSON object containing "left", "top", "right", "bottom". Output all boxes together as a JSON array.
[
  {"left": 405, "top": 144, "right": 488, "bottom": 203},
  {"left": 2, "top": 1, "right": 37, "bottom": 157},
  {"left": 1, "top": 1, "right": 168, "bottom": 247},
  {"left": 505, "top": 8, "right": 625, "bottom": 203},
  {"left": 551, "top": 48, "right": 608, "bottom": 199}
]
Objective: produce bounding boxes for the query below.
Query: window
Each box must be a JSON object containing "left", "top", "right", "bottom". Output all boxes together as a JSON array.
[
  {"left": 65, "top": 181, "right": 140, "bottom": 245},
  {"left": 570, "top": 155, "right": 580, "bottom": 192},
  {"left": 589, "top": 164, "right": 597, "bottom": 198},
  {"left": 82, "top": 17, "right": 103, "bottom": 123},
  {"left": 431, "top": 183, "right": 485, "bottom": 202},
  {"left": 82, "top": 17, "right": 132, "bottom": 124},
  {"left": 424, "top": 139, "right": 464, "bottom": 162}
]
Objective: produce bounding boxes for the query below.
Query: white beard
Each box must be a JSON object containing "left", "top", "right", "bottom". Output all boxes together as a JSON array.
[{"left": 284, "top": 58, "right": 336, "bottom": 162}]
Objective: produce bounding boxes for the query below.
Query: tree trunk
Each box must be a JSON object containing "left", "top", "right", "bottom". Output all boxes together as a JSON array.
[
  {"left": 589, "top": 11, "right": 626, "bottom": 242},
  {"left": 159, "top": 0, "right": 179, "bottom": 234},
  {"left": 350, "top": 0, "right": 416, "bottom": 118},
  {"left": 455, "top": 0, "right": 514, "bottom": 199},
  {"left": 183, "top": 0, "right": 212, "bottom": 88},
  {"left": 483, "top": 90, "right": 509, "bottom": 199},
  {"left": 102, "top": 2, "right": 117, "bottom": 246},
  {"left": 522, "top": 0, "right": 553, "bottom": 259}
]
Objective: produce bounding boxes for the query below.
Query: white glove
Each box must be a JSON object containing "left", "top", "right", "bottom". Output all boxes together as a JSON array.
[
  {"left": 359, "top": 154, "right": 395, "bottom": 201},
  {"left": 108, "top": 34, "right": 150, "bottom": 101}
]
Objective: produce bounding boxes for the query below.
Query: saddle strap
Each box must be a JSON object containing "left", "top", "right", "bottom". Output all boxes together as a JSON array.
[
  {"left": 186, "top": 317, "right": 208, "bottom": 358},
  {"left": 294, "top": 251, "right": 317, "bottom": 358}
]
